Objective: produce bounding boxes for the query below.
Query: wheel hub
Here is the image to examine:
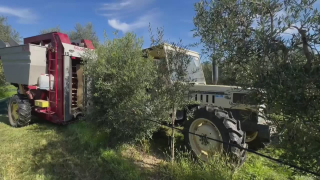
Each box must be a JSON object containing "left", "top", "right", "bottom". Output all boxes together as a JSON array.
[
  {"left": 246, "top": 131, "right": 258, "bottom": 142},
  {"left": 199, "top": 133, "right": 209, "bottom": 146},
  {"left": 189, "top": 118, "right": 222, "bottom": 161},
  {"left": 11, "top": 103, "right": 19, "bottom": 122}
]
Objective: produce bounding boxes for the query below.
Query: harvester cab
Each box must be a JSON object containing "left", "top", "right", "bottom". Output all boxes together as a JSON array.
[{"left": 0, "top": 32, "right": 93, "bottom": 127}]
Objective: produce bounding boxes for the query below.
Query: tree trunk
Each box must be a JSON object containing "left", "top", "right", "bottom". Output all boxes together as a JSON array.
[
  {"left": 171, "top": 106, "right": 177, "bottom": 164},
  {"left": 212, "top": 59, "right": 219, "bottom": 85},
  {"left": 299, "top": 29, "right": 313, "bottom": 71}
]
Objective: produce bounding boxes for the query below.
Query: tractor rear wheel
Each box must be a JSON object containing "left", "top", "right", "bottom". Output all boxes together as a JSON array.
[
  {"left": 183, "top": 106, "right": 247, "bottom": 165},
  {"left": 8, "top": 94, "right": 32, "bottom": 127}
]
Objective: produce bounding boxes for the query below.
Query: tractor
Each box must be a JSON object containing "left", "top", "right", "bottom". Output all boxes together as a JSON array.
[
  {"left": 144, "top": 43, "right": 271, "bottom": 161},
  {"left": 0, "top": 33, "right": 270, "bottom": 163}
]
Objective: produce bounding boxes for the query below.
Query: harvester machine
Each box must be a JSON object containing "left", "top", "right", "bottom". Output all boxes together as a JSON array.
[{"left": 0, "top": 32, "right": 94, "bottom": 126}]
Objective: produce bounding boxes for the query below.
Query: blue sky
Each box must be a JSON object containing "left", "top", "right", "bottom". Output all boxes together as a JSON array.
[
  {"left": 0, "top": 0, "right": 201, "bottom": 51},
  {"left": 1, "top": 0, "right": 319, "bottom": 56}
]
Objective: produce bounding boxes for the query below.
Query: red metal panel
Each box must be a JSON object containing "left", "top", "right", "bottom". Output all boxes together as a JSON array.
[
  {"left": 24, "top": 32, "right": 71, "bottom": 45},
  {"left": 56, "top": 32, "right": 71, "bottom": 44},
  {"left": 35, "top": 109, "right": 61, "bottom": 124},
  {"left": 81, "top": 39, "right": 94, "bottom": 49},
  {"left": 28, "top": 86, "right": 37, "bottom": 90},
  {"left": 54, "top": 33, "right": 65, "bottom": 122}
]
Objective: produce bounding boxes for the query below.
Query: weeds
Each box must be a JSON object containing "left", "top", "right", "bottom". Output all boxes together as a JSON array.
[
  {"left": 0, "top": 101, "right": 315, "bottom": 180},
  {"left": 155, "top": 149, "right": 313, "bottom": 180},
  {"left": 156, "top": 151, "right": 234, "bottom": 180},
  {"left": 0, "top": 117, "right": 149, "bottom": 180}
]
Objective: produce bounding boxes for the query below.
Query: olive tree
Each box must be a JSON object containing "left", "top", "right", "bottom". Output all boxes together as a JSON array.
[
  {"left": 82, "top": 32, "right": 160, "bottom": 144},
  {"left": 148, "top": 27, "right": 195, "bottom": 162},
  {"left": 41, "top": 23, "right": 99, "bottom": 47},
  {"left": 193, "top": 0, "right": 320, "bottom": 173},
  {"left": 201, "top": 60, "right": 237, "bottom": 85},
  {"left": 40, "top": 26, "right": 62, "bottom": 34},
  {"left": 202, "top": 61, "right": 213, "bottom": 84},
  {"left": 69, "top": 23, "right": 99, "bottom": 47}
]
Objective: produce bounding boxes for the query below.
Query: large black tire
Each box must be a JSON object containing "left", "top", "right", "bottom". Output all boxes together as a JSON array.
[
  {"left": 8, "top": 94, "right": 32, "bottom": 127},
  {"left": 183, "top": 106, "right": 247, "bottom": 165}
]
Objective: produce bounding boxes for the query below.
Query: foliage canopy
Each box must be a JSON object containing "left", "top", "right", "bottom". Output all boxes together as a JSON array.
[
  {"left": 83, "top": 33, "right": 159, "bottom": 143},
  {"left": 193, "top": 0, "right": 320, "bottom": 173},
  {"left": 40, "top": 23, "right": 99, "bottom": 47}
]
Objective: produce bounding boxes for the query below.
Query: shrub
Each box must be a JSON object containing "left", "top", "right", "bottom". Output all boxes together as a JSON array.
[{"left": 83, "top": 33, "right": 159, "bottom": 144}]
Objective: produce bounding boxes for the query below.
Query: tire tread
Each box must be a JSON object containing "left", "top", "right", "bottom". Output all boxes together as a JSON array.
[
  {"left": 8, "top": 94, "right": 32, "bottom": 127},
  {"left": 184, "top": 106, "right": 247, "bottom": 165}
]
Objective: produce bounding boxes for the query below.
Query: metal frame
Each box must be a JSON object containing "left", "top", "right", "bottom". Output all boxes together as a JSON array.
[
  {"left": 26, "top": 32, "right": 66, "bottom": 123},
  {"left": 23, "top": 32, "right": 94, "bottom": 123},
  {"left": 64, "top": 55, "right": 73, "bottom": 121}
]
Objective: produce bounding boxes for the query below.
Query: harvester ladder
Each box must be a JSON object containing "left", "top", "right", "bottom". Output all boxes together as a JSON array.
[{"left": 47, "top": 33, "right": 58, "bottom": 113}]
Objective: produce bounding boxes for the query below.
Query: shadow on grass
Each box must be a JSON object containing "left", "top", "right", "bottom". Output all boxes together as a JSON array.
[
  {"left": 0, "top": 98, "right": 10, "bottom": 126},
  {"left": 0, "top": 115, "right": 9, "bottom": 125},
  {"left": 0, "top": 98, "right": 8, "bottom": 115},
  {"left": 28, "top": 121, "right": 152, "bottom": 180},
  {"left": 0, "top": 95, "right": 195, "bottom": 180},
  {"left": 0, "top": 100, "right": 152, "bottom": 179},
  {"left": 150, "top": 126, "right": 186, "bottom": 160}
]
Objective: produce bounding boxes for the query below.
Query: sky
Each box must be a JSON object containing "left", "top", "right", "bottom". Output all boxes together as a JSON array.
[
  {"left": 0, "top": 0, "right": 201, "bottom": 52},
  {"left": 1, "top": 0, "right": 319, "bottom": 57}
]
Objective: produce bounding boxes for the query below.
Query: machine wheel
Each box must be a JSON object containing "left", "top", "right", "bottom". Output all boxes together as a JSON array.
[
  {"left": 246, "top": 132, "right": 265, "bottom": 150},
  {"left": 8, "top": 94, "right": 32, "bottom": 127},
  {"left": 183, "top": 106, "right": 247, "bottom": 165},
  {"left": 245, "top": 111, "right": 271, "bottom": 150}
]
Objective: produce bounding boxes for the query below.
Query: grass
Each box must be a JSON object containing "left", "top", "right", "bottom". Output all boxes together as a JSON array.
[
  {"left": 151, "top": 128, "right": 314, "bottom": 180},
  {"left": 0, "top": 85, "right": 16, "bottom": 99},
  {"left": 0, "top": 117, "right": 150, "bottom": 180},
  {"left": 0, "top": 92, "right": 316, "bottom": 180},
  {"left": 0, "top": 113, "right": 315, "bottom": 180},
  {"left": 155, "top": 152, "right": 315, "bottom": 180},
  {"left": 0, "top": 91, "right": 149, "bottom": 180}
]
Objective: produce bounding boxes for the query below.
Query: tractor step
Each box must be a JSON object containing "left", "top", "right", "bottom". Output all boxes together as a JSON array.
[
  {"left": 35, "top": 100, "right": 49, "bottom": 107},
  {"left": 35, "top": 108, "right": 55, "bottom": 115}
]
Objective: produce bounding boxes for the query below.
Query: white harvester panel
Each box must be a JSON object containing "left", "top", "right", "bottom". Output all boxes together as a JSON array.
[{"left": 0, "top": 44, "right": 47, "bottom": 85}]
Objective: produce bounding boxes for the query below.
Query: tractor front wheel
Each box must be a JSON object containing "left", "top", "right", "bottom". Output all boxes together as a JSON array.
[
  {"left": 8, "top": 94, "right": 32, "bottom": 127},
  {"left": 246, "top": 131, "right": 266, "bottom": 150}
]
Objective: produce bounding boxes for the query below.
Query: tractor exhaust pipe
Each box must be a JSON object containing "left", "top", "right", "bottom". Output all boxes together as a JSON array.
[{"left": 212, "top": 60, "right": 218, "bottom": 85}]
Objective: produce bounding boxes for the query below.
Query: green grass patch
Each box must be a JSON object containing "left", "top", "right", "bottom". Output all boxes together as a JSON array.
[
  {"left": 100, "top": 149, "right": 143, "bottom": 180},
  {"left": 156, "top": 152, "right": 234, "bottom": 180},
  {"left": 67, "top": 120, "right": 110, "bottom": 148},
  {"left": 0, "top": 117, "right": 149, "bottom": 180},
  {"left": 0, "top": 103, "right": 316, "bottom": 180},
  {"left": 0, "top": 85, "right": 16, "bottom": 99},
  {"left": 155, "top": 151, "right": 314, "bottom": 180},
  {"left": 147, "top": 127, "right": 315, "bottom": 180}
]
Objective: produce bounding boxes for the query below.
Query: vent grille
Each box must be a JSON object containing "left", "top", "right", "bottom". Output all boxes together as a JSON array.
[{"left": 193, "top": 94, "right": 215, "bottom": 104}]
